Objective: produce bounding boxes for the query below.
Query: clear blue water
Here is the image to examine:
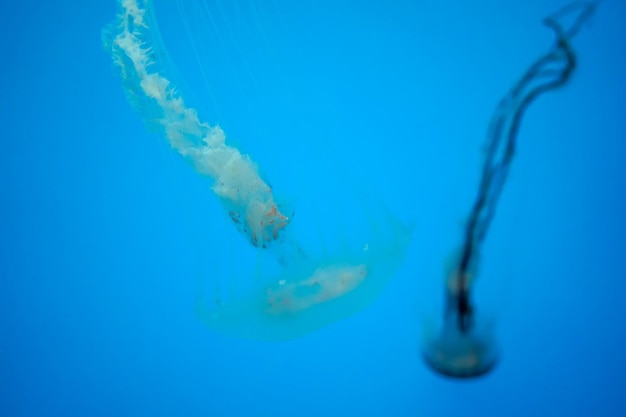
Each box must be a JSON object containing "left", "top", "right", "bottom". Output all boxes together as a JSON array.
[{"left": 1, "top": 0, "right": 625, "bottom": 416}]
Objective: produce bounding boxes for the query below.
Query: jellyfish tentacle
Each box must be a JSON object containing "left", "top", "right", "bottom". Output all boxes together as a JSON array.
[
  {"left": 103, "top": 0, "right": 289, "bottom": 248},
  {"left": 459, "top": 1, "right": 596, "bottom": 279}
]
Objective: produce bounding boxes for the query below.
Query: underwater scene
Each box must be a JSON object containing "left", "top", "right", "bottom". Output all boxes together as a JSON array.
[{"left": 1, "top": 0, "right": 625, "bottom": 416}]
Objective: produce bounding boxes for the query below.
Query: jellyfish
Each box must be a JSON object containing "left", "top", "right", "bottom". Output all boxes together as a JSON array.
[
  {"left": 422, "top": 2, "right": 598, "bottom": 378},
  {"left": 102, "top": 0, "right": 412, "bottom": 340}
]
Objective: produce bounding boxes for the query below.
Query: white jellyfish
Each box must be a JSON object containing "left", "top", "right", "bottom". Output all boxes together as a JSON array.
[{"left": 103, "top": 0, "right": 412, "bottom": 340}]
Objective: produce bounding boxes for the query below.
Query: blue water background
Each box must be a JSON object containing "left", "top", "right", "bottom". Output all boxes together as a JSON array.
[{"left": 1, "top": 0, "right": 625, "bottom": 416}]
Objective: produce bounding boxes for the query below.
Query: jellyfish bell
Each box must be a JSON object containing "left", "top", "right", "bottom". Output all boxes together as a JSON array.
[
  {"left": 195, "top": 171, "right": 412, "bottom": 341},
  {"left": 422, "top": 271, "right": 498, "bottom": 379},
  {"left": 422, "top": 318, "right": 498, "bottom": 379}
]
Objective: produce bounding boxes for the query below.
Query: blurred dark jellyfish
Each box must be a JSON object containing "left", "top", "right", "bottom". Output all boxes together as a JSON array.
[{"left": 422, "top": 2, "right": 598, "bottom": 379}]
